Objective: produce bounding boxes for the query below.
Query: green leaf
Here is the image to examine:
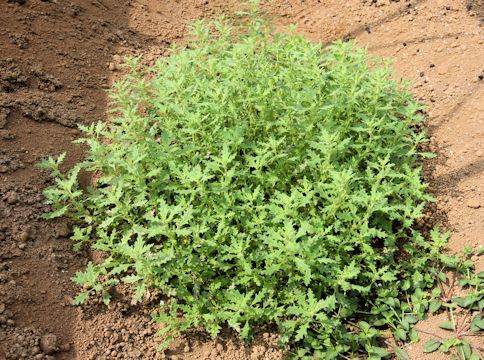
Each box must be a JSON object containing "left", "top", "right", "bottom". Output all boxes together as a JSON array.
[
  {"left": 404, "top": 315, "right": 418, "bottom": 324},
  {"left": 394, "top": 328, "right": 407, "bottom": 341},
  {"left": 437, "top": 272, "right": 448, "bottom": 283},
  {"left": 294, "top": 257, "right": 312, "bottom": 286},
  {"left": 157, "top": 335, "right": 174, "bottom": 351},
  {"left": 439, "top": 320, "right": 456, "bottom": 331},
  {"left": 408, "top": 328, "right": 419, "bottom": 343},
  {"left": 429, "top": 300, "right": 442, "bottom": 313},
  {"left": 393, "top": 346, "right": 410, "bottom": 360},
  {"left": 371, "top": 346, "right": 390, "bottom": 358},
  {"left": 240, "top": 321, "right": 251, "bottom": 340},
  {"left": 423, "top": 338, "right": 441, "bottom": 353},
  {"left": 431, "top": 287, "right": 442, "bottom": 297},
  {"left": 458, "top": 341, "right": 472, "bottom": 359},
  {"left": 73, "top": 292, "right": 89, "bottom": 305},
  {"left": 101, "top": 291, "right": 111, "bottom": 305},
  {"left": 295, "top": 323, "right": 309, "bottom": 342},
  {"left": 470, "top": 314, "right": 484, "bottom": 332},
  {"left": 453, "top": 296, "right": 475, "bottom": 309}
]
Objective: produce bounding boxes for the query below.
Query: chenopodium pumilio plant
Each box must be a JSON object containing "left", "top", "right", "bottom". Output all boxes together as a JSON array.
[{"left": 40, "top": 15, "right": 455, "bottom": 359}]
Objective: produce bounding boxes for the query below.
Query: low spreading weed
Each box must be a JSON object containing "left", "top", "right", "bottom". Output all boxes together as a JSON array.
[{"left": 39, "top": 13, "right": 481, "bottom": 359}]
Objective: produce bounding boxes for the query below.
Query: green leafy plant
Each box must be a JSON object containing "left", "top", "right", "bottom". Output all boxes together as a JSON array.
[
  {"left": 38, "top": 12, "right": 477, "bottom": 358},
  {"left": 419, "top": 248, "right": 483, "bottom": 360}
]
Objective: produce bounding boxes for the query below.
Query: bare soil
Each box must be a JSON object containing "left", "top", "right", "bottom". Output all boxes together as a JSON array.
[{"left": 0, "top": 0, "right": 482, "bottom": 359}]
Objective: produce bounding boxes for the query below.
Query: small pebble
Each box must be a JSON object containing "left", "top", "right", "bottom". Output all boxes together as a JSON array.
[{"left": 19, "top": 228, "right": 31, "bottom": 242}]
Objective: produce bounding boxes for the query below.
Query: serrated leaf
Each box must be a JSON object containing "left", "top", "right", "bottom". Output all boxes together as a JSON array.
[
  {"left": 101, "top": 291, "right": 111, "bottom": 305},
  {"left": 294, "top": 257, "right": 312, "bottom": 286},
  {"left": 73, "top": 292, "right": 89, "bottom": 305},
  {"left": 156, "top": 325, "right": 172, "bottom": 337},
  {"left": 240, "top": 321, "right": 251, "bottom": 340},
  {"left": 157, "top": 335, "right": 174, "bottom": 351},
  {"left": 295, "top": 323, "right": 309, "bottom": 342}
]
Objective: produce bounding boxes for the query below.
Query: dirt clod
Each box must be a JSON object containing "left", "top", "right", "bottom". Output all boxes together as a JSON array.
[
  {"left": 0, "top": 59, "right": 29, "bottom": 92},
  {"left": 40, "top": 333, "right": 58, "bottom": 355},
  {"left": 32, "top": 70, "right": 63, "bottom": 92},
  {"left": 466, "top": 199, "right": 481, "bottom": 209},
  {"left": 21, "top": 97, "right": 77, "bottom": 127},
  {"left": 0, "top": 107, "right": 11, "bottom": 129},
  {"left": 19, "top": 229, "right": 31, "bottom": 242}
]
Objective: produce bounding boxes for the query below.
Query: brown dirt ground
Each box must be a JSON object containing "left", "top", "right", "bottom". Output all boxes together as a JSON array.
[{"left": 0, "top": 0, "right": 482, "bottom": 359}]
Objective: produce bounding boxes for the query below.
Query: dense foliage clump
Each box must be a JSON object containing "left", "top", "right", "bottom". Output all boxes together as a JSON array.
[{"left": 40, "top": 16, "right": 473, "bottom": 358}]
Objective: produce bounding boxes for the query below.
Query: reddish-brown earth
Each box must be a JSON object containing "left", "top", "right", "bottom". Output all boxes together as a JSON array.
[{"left": 0, "top": 0, "right": 482, "bottom": 359}]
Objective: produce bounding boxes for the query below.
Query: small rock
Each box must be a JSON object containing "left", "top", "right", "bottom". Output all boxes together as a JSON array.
[
  {"left": 54, "top": 223, "right": 70, "bottom": 238},
  {"left": 108, "top": 63, "right": 116, "bottom": 71},
  {"left": 40, "top": 333, "right": 58, "bottom": 355},
  {"left": 466, "top": 199, "right": 481, "bottom": 209},
  {"left": 18, "top": 242, "right": 26, "bottom": 250},
  {"left": 183, "top": 345, "right": 190, "bottom": 353},
  {"left": 19, "top": 229, "right": 31, "bottom": 242},
  {"left": 476, "top": 150, "right": 483, "bottom": 157},
  {"left": 4, "top": 191, "right": 18, "bottom": 204},
  {"left": 112, "top": 54, "right": 122, "bottom": 64}
]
